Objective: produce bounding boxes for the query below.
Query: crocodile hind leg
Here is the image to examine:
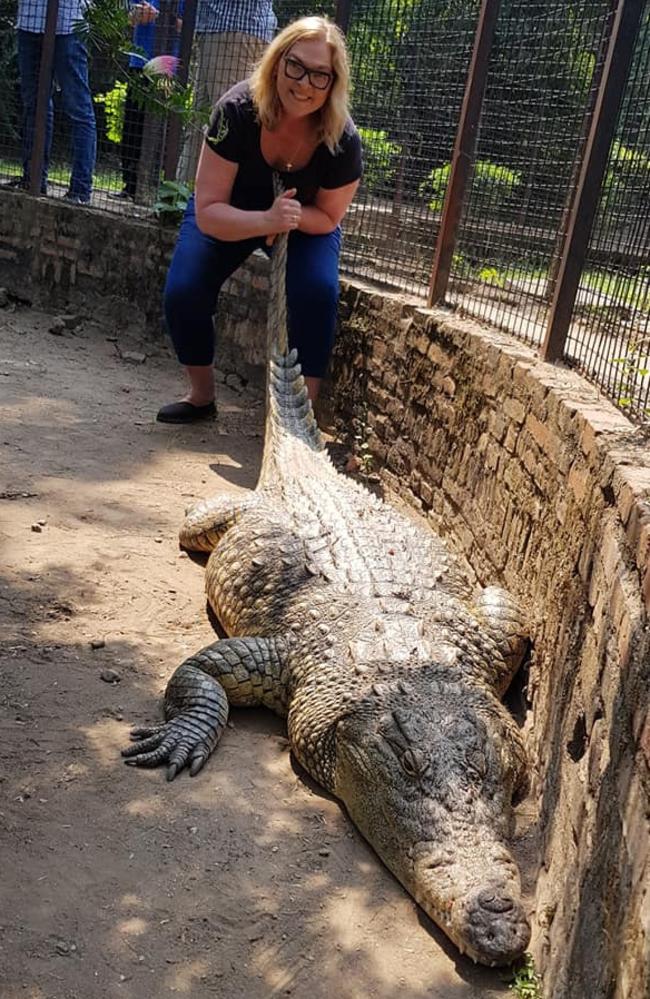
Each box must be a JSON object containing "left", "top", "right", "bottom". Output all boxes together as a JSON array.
[
  {"left": 122, "top": 635, "right": 290, "bottom": 780},
  {"left": 472, "top": 586, "right": 529, "bottom": 696},
  {"left": 179, "top": 492, "right": 266, "bottom": 552}
]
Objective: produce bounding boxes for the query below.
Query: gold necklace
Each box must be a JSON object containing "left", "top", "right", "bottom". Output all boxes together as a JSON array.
[{"left": 284, "top": 136, "right": 304, "bottom": 171}]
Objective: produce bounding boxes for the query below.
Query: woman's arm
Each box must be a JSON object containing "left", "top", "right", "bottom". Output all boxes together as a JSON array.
[
  {"left": 298, "top": 180, "right": 360, "bottom": 235},
  {"left": 195, "top": 147, "right": 303, "bottom": 242}
]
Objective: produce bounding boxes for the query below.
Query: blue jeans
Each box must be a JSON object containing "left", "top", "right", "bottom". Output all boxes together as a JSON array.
[
  {"left": 17, "top": 30, "right": 97, "bottom": 200},
  {"left": 164, "top": 197, "right": 342, "bottom": 378}
]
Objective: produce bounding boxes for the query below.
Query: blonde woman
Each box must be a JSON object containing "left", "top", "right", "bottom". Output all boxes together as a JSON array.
[{"left": 158, "top": 15, "right": 362, "bottom": 423}]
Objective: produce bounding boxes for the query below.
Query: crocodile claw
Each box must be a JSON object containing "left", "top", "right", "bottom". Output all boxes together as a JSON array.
[{"left": 121, "top": 716, "right": 217, "bottom": 779}]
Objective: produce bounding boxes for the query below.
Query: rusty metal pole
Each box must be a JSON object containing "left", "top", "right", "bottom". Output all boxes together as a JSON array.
[
  {"left": 541, "top": 0, "right": 645, "bottom": 362},
  {"left": 335, "top": 0, "right": 353, "bottom": 34},
  {"left": 427, "top": 0, "right": 500, "bottom": 307},
  {"left": 29, "top": 0, "right": 59, "bottom": 197},
  {"left": 163, "top": 0, "right": 197, "bottom": 181}
]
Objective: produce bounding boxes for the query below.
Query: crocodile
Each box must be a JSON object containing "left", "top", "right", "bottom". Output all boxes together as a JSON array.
[{"left": 123, "top": 225, "right": 532, "bottom": 967}]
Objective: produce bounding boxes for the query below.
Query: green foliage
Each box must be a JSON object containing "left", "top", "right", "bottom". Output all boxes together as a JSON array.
[
  {"left": 0, "top": 0, "right": 19, "bottom": 148},
  {"left": 76, "top": 0, "right": 209, "bottom": 134},
  {"left": 477, "top": 266, "right": 506, "bottom": 287},
  {"left": 420, "top": 159, "right": 521, "bottom": 214},
  {"left": 599, "top": 140, "right": 650, "bottom": 220},
  {"left": 419, "top": 162, "right": 451, "bottom": 212},
  {"left": 94, "top": 80, "right": 127, "bottom": 144},
  {"left": 611, "top": 333, "right": 650, "bottom": 413},
  {"left": 153, "top": 179, "right": 192, "bottom": 225},
  {"left": 358, "top": 127, "right": 402, "bottom": 194},
  {"left": 508, "top": 953, "right": 542, "bottom": 999},
  {"left": 74, "top": 0, "right": 132, "bottom": 59}
]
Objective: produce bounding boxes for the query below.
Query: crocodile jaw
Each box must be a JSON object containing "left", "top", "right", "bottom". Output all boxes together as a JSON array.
[{"left": 411, "top": 848, "right": 531, "bottom": 966}]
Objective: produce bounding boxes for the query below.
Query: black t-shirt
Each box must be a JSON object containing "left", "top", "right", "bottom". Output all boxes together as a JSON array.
[{"left": 204, "top": 81, "right": 363, "bottom": 210}]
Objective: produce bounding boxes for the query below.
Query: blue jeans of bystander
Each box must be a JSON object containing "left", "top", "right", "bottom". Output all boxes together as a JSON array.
[{"left": 17, "top": 29, "right": 97, "bottom": 200}]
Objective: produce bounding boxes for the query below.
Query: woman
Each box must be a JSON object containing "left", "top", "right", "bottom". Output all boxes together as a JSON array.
[{"left": 157, "top": 15, "right": 362, "bottom": 423}]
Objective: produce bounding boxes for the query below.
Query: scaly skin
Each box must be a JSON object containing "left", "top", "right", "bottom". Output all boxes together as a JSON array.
[{"left": 123, "top": 231, "right": 531, "bottom": 966}]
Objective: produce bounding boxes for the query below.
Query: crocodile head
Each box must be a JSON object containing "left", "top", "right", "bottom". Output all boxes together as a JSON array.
[{"left": 334, "top": 668, "right": 530, "bottom": 966}]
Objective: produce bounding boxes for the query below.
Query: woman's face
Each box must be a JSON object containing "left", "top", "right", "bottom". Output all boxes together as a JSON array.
[{"left": 276, "top": 36, "right": 334, "bottom": 119}]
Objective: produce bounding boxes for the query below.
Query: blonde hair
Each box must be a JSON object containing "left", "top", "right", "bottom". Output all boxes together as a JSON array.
[{"left": 250, "top": 16, "right": 351, "bottom": 153}]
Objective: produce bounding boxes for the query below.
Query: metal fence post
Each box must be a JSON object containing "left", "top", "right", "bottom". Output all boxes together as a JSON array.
[
  {"left": 29, "top": 0, "right": 59, "bottom": 197},
  {"left": 541, "top": 0, "right": 645, "bottom": 362},
  {"left": 335, "top": 0, "right": 353, "bottom": 34},
  {"left": 163, "top": 0, "right": 198, "bottom": 181},
  {"left": 427, "top": 0, "right": 500, "bottom": 307}
]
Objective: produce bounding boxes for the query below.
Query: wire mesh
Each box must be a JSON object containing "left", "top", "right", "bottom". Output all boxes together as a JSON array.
[
  {"left": 446, "top": 0, "right": 615, "bottom": 346},
  {"left": 340, "top": 0, "right": 479, "bottom": 296},
  {"left": 565, "top": 6, "right": 650, "bottom": 423},
  {"left": 1, "top": 0, "right": 649, "bottom": 421},
  {"left": 0, "top": 0, "right": 187, "bottom": 212}
]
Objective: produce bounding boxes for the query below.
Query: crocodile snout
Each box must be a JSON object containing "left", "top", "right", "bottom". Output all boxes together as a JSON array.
[{"left": 459, "top": 885, "right": 530, "bottom": 966}]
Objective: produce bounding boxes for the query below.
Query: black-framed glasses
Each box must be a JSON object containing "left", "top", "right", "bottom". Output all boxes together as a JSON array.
[{"left": 283, "top": 55, "right": 334, "bottom": 91}]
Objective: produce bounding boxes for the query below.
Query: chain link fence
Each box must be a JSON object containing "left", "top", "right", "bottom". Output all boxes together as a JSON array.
[{"left": 0, "top": 0, "right": 648, "bottom": 421}]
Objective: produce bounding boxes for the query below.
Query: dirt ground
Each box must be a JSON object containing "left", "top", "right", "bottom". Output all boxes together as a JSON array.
[{"left": 0, "top": 301, "right": 519, "bottom": 999}]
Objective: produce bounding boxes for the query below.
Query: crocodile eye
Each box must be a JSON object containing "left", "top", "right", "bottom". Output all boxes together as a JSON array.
[
  {"left": 401, "top": 748, "right": 428, "bottom": 780},
  {"left": 402, "top": 753, "right": 417, "bottom": 777}
]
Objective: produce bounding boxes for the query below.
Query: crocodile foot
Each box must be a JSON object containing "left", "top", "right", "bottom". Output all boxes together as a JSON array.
[{"left": 122, "top": 715, "right": 220, "bottom": 780}]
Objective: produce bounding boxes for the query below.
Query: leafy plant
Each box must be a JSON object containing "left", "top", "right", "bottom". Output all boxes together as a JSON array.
[
  {"left": 351, "top": 417, "right": 375, "bottom": 477},
  {"left": 611, "top": 334, "right": 650, "bottom": 413},
  {"left": 94, "top": 80, "right": 127, "bottom": 143},
  {"left": 508, "top": 953, "right": 543, "bottom": 999},
  {"left": 75, "top": 0, "right": 209, "bottom": 134},
  {"left": 153, "top": 178, "right": 192, "bottom": 225},
  {"left": 420, "top": 159, "right": 522, "bottom": 215},
  {"left": 358, "top": 127, "right": 402, "bottom": 195}
]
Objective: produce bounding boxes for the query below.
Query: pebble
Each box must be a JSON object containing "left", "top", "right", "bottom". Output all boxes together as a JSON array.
[
  {"left": 121, "top": 351, "right": 146, "bottom": 365},
  {"left": 100, "top": 669, "right": 121, "bottom": 684},
  {"left": 318, "top": 848, "right": 330, "bottom": 857},
  {"left": 30, "top": 523, "right": 42, "bottom": 533},
  {"left": 90, "top": 638, "right": 105, "bottom": 650}
]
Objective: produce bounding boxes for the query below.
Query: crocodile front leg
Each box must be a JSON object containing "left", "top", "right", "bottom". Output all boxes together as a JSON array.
[{"left": 122, "top": 635, "right": 291, "bottom": 780}]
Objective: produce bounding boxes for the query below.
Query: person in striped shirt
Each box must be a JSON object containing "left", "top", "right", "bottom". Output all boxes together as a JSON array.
[
  {"left": 10, "top": 0, "right": 97, "bottom": 203},
  {"left": 178, "top": 0, "right": 276, "bottom": 183}
]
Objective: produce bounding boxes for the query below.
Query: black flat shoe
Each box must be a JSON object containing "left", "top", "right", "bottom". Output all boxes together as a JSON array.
[
  {"left": 156, "top": 400, "right": 216, "bottom": 424},
  {"left": 108, "top": 189, "right": 134, "bottom": 201}
]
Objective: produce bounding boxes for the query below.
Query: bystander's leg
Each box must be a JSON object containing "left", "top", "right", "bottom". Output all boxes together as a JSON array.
[{"left": 54, "top": 32, "right": 97, "bottom": 203}]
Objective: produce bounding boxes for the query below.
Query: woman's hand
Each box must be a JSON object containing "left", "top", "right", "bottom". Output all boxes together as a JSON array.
[{"left": 264, "top": 188, "right": 302, "bottom": 246}]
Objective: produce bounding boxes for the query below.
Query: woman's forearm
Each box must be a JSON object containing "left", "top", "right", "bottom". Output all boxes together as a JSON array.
[
  {"left": 195, "top": 202, "right": 274, "bottom": 241},
  {"left": 298, "top": 204, "right": 338, "bottom": 235}
]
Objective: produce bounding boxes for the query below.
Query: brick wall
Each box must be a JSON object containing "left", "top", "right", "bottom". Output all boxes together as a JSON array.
[
  {"left": 329, "top": 289, "right": 650, "bottom": 999},
  {"left": 0, "top": 191, "right": 648, "bottom": 997}
]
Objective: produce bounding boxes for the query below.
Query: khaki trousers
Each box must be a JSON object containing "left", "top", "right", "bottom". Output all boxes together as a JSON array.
[{"left": 178, "top": 32, "right": 268, "bottom": 184}]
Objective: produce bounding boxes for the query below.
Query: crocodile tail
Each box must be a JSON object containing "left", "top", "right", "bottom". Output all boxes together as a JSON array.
[
  {"left": 266, "top": 347, "right": 325, "bottom": 453},
  {"left": 258, "top": 182, "right": 327, "bottom": 484}
]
